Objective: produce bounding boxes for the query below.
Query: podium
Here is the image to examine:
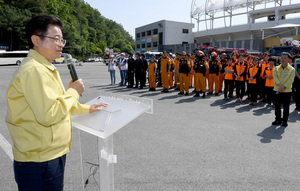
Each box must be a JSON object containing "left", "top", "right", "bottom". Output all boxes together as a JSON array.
[{"left": 72, "top": 93, "right": 153, "bottom": 191}]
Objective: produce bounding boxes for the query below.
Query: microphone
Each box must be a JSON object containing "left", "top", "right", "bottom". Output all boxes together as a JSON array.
[
  {"left": 64, "top": 54, "right": 82, "bottom": 96},
  {"left": 64, "top": 54, "right": 78, "bottom": 82}
]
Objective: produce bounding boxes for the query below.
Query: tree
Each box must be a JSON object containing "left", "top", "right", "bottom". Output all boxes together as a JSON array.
[{"left": 0, "top": 0, "right": 135, "bottom": 57}]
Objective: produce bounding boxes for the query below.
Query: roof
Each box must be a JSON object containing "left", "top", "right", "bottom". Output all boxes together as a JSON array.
[
  {"left": 192, "top": 0, "right": 275, "bottom": 17},
  {"left": 261, "top": 23, "right": 300, "bottom": 39},
  {"left": 261, "top": 23, "right": 300, "bottom": 30}
]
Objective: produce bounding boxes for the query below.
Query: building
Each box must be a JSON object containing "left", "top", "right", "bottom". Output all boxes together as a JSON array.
[
  {"left": 191, "top": 0, "right": 300, "bottom": 52},
  {"left": 135, "top": 20, "right": 194, "bottom": 53},
  {"left": 134, "top": 0, "right": 300, "bottom": 54}
]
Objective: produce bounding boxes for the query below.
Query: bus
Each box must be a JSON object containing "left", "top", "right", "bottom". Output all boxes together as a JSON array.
[{"left": 0, "top": 50, "right": 29, "bottom": 66}]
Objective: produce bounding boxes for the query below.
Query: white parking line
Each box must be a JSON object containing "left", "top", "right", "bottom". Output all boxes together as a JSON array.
[{"left": 0, "top": 133, "right": 13, "bottom": 161}]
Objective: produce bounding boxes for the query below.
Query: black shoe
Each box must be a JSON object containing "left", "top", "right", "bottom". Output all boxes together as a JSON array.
[
  {"left": 215, "top": 93, "right": 219, "bottom": 96},
  {"left": 161, "top": 89, "right": 166, "bottom": 92},
  {"left": 202, "top": 93, "right": 206, "bottom": 98},
  {"left": 272, "top": 120, "right": 282, "bottom": 126},
  {"left": 207, "top": 92, "right": 213, "bottom": 95},
  {"left": 185, "top": 92, "right": 189, "bottom": 96},
  {"left": 281, "top": 121, "right": 288, "bottom": 127},
  {"left": 178, "top": 92, "right": 184, "bottom": 95},
  {"left": 192, "top": 89, "right": 196, "bottom": 93},
  {"left": 193, "top": 93, "right": 200, "bottom": 97},
  {"left": 127, "top": 85, "right": 133, "bottom": 88}
]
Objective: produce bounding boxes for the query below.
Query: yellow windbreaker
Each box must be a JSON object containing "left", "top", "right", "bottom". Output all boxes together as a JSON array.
[
  {"left": 273, "top": 64, "right": 295, "bottom": 92},
  {"left": 6, "top": 49, "right": 90, "bottom": 162}
]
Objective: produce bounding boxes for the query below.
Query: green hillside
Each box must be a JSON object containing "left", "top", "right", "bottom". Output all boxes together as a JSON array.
[{"left": 0, "top": 0, "right": 135, "bottom": 58}]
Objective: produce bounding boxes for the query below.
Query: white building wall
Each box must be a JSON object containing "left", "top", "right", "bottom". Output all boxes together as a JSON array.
[
  {"left": 164, "top": 21, "right": 195, "bottom": 45},
  {"left": 135, "top": 20, "right": 194, "bottom": 53}
]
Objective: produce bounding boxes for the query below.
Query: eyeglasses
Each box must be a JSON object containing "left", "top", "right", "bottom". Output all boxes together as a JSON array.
[{"left": 36, "top": 35, "right": 66, "bottom": 46}]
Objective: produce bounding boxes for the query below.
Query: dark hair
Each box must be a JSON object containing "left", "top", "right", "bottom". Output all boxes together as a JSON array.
[
  {"left": 268, "top": 56, "right": 276, "bottom": 62},
  {"left": 281, "top": 52, "right": 292, "bottom": 59},
  {"left": 25, "top": 15, "right": 63, "bottom": 48},
  {"left": 231, "top": 51, "right": 240, "bottom": 58}
]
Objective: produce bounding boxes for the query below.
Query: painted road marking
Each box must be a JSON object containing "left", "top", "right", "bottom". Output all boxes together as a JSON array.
[{"left": 0, "top": 133, "right": 13, "bottom": 161}]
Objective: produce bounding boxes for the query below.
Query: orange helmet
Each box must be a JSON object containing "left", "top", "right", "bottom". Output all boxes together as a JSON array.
[
  {"left": 197, "top": 50, "right": 204, "bottom": 56},
  {"left": 211, "top": 51, "right": 218, "bottom": 57}
]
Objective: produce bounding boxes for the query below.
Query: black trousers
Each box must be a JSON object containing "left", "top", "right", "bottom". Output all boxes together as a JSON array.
[
  {"left": 295, "top": 77, "right": 300, "bottom": 108},
  {"left": 135, "top": 70, "right": 142, "bottom": 87},
  {"left": 14, "top": 155, "right": 66, "bottom": 191},
  {"left": 260, "top": 79, "right": 266, "bottom": 99},
  {"left": 248, "top": 83, "right": 258, "bottom": 102},
  {"left": 235, "top": 80, "right": 245, "bottom": 99},
  {"left": 224, "top": 79, "right": 234, "bottom": 98},
  {"left": 140, "top": 71, "right": 146, "bottom": 87},
  {"left": 273, "top": 91, "right": 292, "bottom": 122},
  {"left": 266, "top": 86, "right": 274, "bottom": 105},
  {"left": 127, "top": 70, "right": 134, "bottom": 87}
]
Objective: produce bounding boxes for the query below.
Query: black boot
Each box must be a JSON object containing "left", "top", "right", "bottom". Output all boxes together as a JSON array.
[
  {"left": 193, "top": 91, "right": 200, "bottom": 97},
  {"left": 202, "top": 92, "right": 206, "bottom": 98}
]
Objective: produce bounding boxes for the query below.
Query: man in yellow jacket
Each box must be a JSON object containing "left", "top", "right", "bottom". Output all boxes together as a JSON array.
[
  {"left": 5, "top": 15, "right": 107, "bottom": 191},
  {"left": 272, "top": 52, "right": 295, "bottom": 127}
]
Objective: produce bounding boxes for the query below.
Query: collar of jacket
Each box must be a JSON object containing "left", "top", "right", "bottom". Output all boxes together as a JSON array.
[{"left": 28, "top": 49, "right": 56, "bottom": 72}]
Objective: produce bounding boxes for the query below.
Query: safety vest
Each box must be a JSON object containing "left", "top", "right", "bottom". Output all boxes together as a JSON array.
[
  {"left": 219, "top": 60, "right": 227, "bottom": 73},
  {"left": 260, "top": 61, "right": 269, "bottom": 78},
  {"left": 224, "top": 63, "right": 234, "bottom": 80},
  {"left": 264, "top": 66, "right": 274, "bottom": 87},
  {"left": 179, "top": 59, "right": 190, "bottom": 75},
  {"left": 209, "top": 60, "right": 220, "bottom": 75},
  {"left": 194, "top": 59, "right": 206, "bottom": 75},
  {"left": 234, "top": 61, "right": 247, "bottom": 81},
  {"left": 248, "top": 64, "right": 259, "bottom": 84}
]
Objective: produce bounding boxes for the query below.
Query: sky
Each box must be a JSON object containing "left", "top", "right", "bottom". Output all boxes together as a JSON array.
[
  {"left": 83, "top": 0, "right": 300, "bottom": 38},
  {"left": 84, "top": 0, "right": 199, "bottom": 38}
]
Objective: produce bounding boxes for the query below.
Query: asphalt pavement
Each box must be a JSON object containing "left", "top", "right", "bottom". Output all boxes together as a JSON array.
[{"left": 0, "top": 62, "right": 299, "bottom": 191}]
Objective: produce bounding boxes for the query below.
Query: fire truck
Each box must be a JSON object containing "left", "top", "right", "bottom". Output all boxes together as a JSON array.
[
  {"left": 194, "top": 45, "right": 219, "bottom": 55},
  {"left": 219, "top": 48, "right": 247, "bottom": 58}
]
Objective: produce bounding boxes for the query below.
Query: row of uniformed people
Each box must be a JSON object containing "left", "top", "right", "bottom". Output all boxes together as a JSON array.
[
  {"left": 126, "top": 51, "right": 299, "bottom": 115},
  {"left": 147, "top": 50, "right": 280, "bottom": 104}
]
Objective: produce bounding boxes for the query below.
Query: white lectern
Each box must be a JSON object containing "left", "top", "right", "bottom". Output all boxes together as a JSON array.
[{"left": 72, "top": 93, "right": 153, "bottom": 191}]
